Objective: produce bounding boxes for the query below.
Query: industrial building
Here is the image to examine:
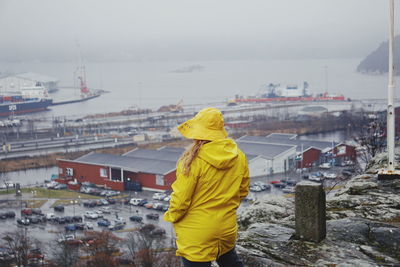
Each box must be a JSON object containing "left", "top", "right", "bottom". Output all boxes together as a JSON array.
[
  {"left": 0, "top": 72, "right": 59, "bottom": 93},
  {"left": 57, "top": 133, "right": 356, "bottom": 192},
  {"left": 236, "top": 141, "right": 297, "bottom": 177},
  {"left": 57, "top": 147, "right": 184, "bottom": 192},
  {"left": 237, "top": 133, "right": 356, "bottom": 169}
]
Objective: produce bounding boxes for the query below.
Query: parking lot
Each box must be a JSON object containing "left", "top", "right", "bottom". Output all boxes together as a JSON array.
[{"left": 0, "top": 163, "right": 355, "bottom": 254}]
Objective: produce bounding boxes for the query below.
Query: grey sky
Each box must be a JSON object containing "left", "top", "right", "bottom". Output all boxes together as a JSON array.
[{"left": 0, "top": 0, "right": 396, "bottom": 61}]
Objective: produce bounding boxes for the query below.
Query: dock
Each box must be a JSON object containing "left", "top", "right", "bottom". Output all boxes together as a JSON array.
[{"left": 51, "top": 93, "right": 101, "bottom": 106}]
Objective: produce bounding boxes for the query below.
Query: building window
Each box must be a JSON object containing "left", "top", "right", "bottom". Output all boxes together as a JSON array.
[
  {"left": 100, "top": 168, "right": 108, "bottom": 178},
  {"left": 66, "top": 168, "right": 74, "bottom": 177},
  {"left": 58, "top": 168, "right": 63, "bottom": 174},
  {"left": 156, "top": 175, "right": 164, "bottom": 186}
]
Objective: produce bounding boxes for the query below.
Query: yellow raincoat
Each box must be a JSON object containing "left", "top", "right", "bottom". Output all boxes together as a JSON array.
[{"left": 164, "top": 139, "right": 249, "bottom": 262}]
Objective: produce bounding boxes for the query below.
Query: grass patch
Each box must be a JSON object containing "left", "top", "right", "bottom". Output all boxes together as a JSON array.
[
  {"left": 25, "top": 199, "right": 47, "bottom": 208},
  {"left": 25, "top": 188, "right": 100, "bottom": 199}
]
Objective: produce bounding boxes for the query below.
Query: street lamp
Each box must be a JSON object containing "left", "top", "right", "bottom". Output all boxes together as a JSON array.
[{"left": 70, "top": 200, "right": 78, "bottom": 216}]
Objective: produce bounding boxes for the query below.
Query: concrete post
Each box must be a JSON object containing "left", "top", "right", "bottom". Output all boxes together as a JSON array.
[{"left": 295, "top": 181, "right": 326, "bottom": 243}]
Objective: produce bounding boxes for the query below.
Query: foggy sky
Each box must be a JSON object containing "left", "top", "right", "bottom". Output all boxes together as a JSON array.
[{"left": 0, "top": 0, "right": 397, "bottom": 61}]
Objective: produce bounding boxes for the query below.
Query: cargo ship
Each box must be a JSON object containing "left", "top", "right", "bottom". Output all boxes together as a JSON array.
[
  {"left": 0, "top": 84, "right": 52, "bottom": 117},
  {"left": 231, "top": 82, "right": 347, "bottom": 104}
]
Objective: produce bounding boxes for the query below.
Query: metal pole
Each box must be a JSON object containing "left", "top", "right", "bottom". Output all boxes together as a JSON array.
[{"left": 387, "top": 0, "right": 396, "bottom": 171}]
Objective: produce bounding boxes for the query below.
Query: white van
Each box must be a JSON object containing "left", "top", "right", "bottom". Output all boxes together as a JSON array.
[{"left": 129, "top": 198, "right": 143, "bottom": 206}]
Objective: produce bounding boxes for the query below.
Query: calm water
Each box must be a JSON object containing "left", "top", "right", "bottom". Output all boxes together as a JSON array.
[{"left": 0, "top": 58, "right": 389, "bottom": 119}]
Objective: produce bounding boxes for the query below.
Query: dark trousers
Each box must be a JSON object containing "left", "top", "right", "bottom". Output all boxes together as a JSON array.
[{"left": 182, "top": 248, "right": 244, "bottom": 267}]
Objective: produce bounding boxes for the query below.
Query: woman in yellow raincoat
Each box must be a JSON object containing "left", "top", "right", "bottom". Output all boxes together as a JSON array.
[{"left": 164, "top": 107, "right": 249, "bottom": 267}]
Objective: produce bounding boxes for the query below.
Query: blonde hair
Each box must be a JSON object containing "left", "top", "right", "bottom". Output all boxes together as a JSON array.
[{"left": 179, "top": 140, "right": 209, "bottom": 176}]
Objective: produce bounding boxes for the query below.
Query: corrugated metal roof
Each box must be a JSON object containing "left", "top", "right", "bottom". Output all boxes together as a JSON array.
[
  {"left": 237, "top": 141, "right": 295, "bottom": 159},
  {"left": 239, "top": 135, "right": 338, "bottom": 152},
  {"left": 75, "top": 153, "right": 176, "bottom": 175},
  {"left": 157, "top": 146, "right": 185, "bottom": 153},
  {"left": 15, "top": 72, "right": 59, "bottom": 83},
  {"left": 123, "top": 148, "right": 182, "bottom": 162},
  {"left": 266, "top": 133, "right": 297, "bottom": 139}
]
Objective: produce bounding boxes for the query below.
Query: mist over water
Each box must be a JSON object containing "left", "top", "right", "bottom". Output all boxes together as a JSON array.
[{"left": 0, "top": 58, "right": 388, "bottom": 119}]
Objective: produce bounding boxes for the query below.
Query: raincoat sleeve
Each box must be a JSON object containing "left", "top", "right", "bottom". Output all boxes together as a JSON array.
[
  {"left": 239, "top": 158, "right": 250, "bottom": 202},
  {"left": 164, "top": 162, "right": 198, "bottom": 223}
]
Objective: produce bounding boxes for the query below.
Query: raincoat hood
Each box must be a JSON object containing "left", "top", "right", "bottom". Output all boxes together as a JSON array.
[{"left": 197, "top": 139, "right": 238, "bottom": 169}]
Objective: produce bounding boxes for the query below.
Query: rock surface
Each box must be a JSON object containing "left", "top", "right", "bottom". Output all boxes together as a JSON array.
[{"left": 237, "top": 153, "right": 400, "bottom": 266}]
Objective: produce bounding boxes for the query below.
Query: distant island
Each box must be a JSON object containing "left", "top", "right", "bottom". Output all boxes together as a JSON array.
[
  {"left": 169, "top": 64, "right": 205, "bottom": 73},
  {"left": 357, "top": 35, "right": 400, "bottom": 75}
]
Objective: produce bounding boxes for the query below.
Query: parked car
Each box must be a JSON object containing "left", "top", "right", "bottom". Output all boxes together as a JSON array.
[
  {"left": 249, "top": 185, "right": 263, "bottom": 192},
  {"left": 85, "top": 222, "right": 94, "bottom": 229},
  {"left": 29, "top": 216, "right": 40, "bottom": 224},
  {"left": 57, "top": 217, "right": 67, "bottom": 224},
  {"left": 75, "top": 223, "right": 85, "bottom": 230},
  {"left": 319, "top": 163, "right": 332, "bottom": 169},
  {"left": 129, "top": 198, "right": 143, "bottom": 206},
  {"left": 144, "top": 202, "right": 154, "bottom": 209},
  {"left": 107, "top": 198, "right": 116, "bottom": 204},
  {"left": 161, "top": 204, "right": 169, "bottom": 211},
  {"left": 94, "top": 210, "right": 104, "bottom": 218},
  {"left": 65, "top": 224, "right": 77, "bottom": 231},
  {"left": 84, "top": 211, "right": 98, "bottom": 220},
  {"left": 100, "top": 207, "right": 111, "bottom": 214},
  {"left": 146, "top": 213, "right": 159, "bottom": 220},
  {"left": 21, "top": 208, "right": 33, "bottom": 216},
  {"left": 114, "top": 217, "right": 126, "bottom": 225},
  {"left": 272, "top": 183, "right": 286, "bottom": 189},
  {"left": 254, "top": 182, "right": 271, "bottom": 191},
  {"left": 54, "top": 205, "right": 65, "bottom": 212},
  {"left": 17, "top": 218, "right": 30, "bottom": 225},
  {"left": 286, "top": 180, "right": 297, "bottom": 186},
  {"left": 31, "top": 208, "right": 42, "bottom": 215},
  {"left": 46, "top": 213, "right": 56, "bottom": 220},
  {"left": 163, "top": 195, "right": 171, "bottom": 202},
  {"left": 152, "top": 203, "right": 164, "bottom": 211},
  {"left": 72, "top": 216, "right": 83, "bottom": 222},
  {"left": 54, "top": 184, "right": 67, "bottom": 190},
  {"left": 97, "top": 219, "right": 111, "bottom": 227},
  {"left": 64, "top": 216, "right": 74, "bottom": 223},
  {"left": 4, "top": 211, "right": 15, "bottom": 218},
  {"left": 323, "top": 173, "right": 337, "bottom": 179},
  {"left": 152, "top": 193, "right": 167, "bottom": 200},
  {"left": 0, "top": 213, "right": 8, "bottom": 219},
  {"left": 129, "top": 215, "right": 143, "bottom": 222},
  {"left": 108, "top": 222, "right": 124, "bottom": 230},
  {"left": 282, "top": 187, "right": 295, "bottom": 194},
  {"left": 309, "top": 175, "right": 323, "bottom": 182},
  {"left": 99, "top": 199, "right": 109, "bottom": 205},
  {"left": 138, "top": 199, "right": 148, "bottom": 206}
]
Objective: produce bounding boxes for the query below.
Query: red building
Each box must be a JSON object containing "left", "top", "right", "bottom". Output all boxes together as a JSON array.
[
  {"left": 332, "top": 144, "right": 357, "bottom": 163},
  {"left": 296, "top": 147, "right": 321, "bottom": 168},
  {"left": 57, "top": 147, "right": 184, "bottom": 192}
]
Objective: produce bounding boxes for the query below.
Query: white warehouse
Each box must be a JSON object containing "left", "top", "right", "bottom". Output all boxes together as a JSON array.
[
  {"left": 0, "top": 72, "right": 59, "bottom": 93},
  {"left": 237, "top": 139, "right": 296, "bottom": 177}
]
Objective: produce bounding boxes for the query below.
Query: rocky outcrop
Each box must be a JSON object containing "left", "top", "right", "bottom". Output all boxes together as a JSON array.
[{"left": 237, "top": 156, "right": 400, "bottom": 265}]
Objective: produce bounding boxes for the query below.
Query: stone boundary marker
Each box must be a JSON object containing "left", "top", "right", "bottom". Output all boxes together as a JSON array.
[{"left": 295, "top": 181, "right": 326, "bottom": 243}]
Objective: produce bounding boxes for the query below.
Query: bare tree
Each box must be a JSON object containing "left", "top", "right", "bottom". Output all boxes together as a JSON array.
[
  {"left": 81, "top": 230, "right": 121, "bottom": 267},
  {"left": 125, "top": 224, "right": 181, "bottom": 267},
  {"left": 49, "top": 234, "right": 80, "bottom": 267},
  {"left": 354, "top": 119, "right": 386, "bottom": 169},
  {"left": 2, "top": 229, "right": 33, "bottom": 267}
]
